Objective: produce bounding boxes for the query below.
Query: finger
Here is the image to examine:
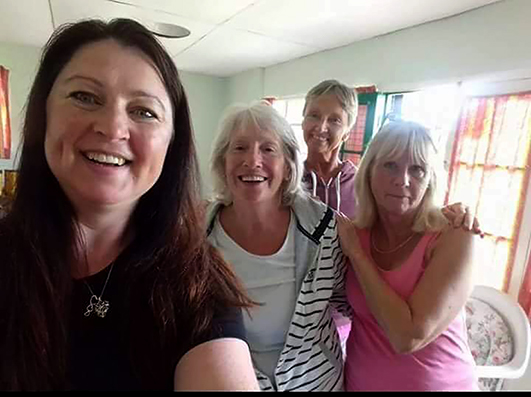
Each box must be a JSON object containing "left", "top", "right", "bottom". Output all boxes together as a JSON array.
[
  {"left": 463, "top": 210, "right": 473, "bottom": 230},
  {"left": 336, "top": 215, "right": 349, "bottom": 235},
  {"left": 448, "top": 202, "right": 463, "bottom": 213},
  {"left": 336, "top": 214, "right": 348, "bottom": 226},
  {"left": 472, "top": 217, "right": 484, "bottom": 238},
  {"left": 337, "top": 211, "right": 348, "bottom": 219},
  {"left": 453, "top": 213, "right": 465, "bottom": 228}
]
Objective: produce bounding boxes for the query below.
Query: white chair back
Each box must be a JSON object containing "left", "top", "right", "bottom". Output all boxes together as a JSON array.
[{"left": 468, "top": 285, "right": 531, "bottom": 379}]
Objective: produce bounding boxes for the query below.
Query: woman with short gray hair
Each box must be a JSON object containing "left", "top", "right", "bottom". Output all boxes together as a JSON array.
[
  {"left": 207, "top": 101, "right": 350, "bottom": 391},
  {"left": 302, "top": 79, "right": 359, "bottom": 218}
]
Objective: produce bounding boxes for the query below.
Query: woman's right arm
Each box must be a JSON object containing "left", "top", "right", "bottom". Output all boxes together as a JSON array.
[
  {"left": 174, "top": 337, "right": 259, "bottom": 391},
  {"left": 338, "top": 217, "right": 478, "bottom": 354}
]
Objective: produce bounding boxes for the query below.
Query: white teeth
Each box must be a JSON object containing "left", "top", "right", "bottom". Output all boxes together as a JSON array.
[
  {"left": 241, "top": 175, "right": 266, "bottom": 182},
  {"left": 85, "top": 152, "right": 126, "bottom": 166}
]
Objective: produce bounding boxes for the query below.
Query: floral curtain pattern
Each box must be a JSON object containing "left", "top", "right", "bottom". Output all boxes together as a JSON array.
[
  {"left": 446, "top": 93, "right": 531, "bottom": 296},
  {"left": 0, "top": 66, "right": 11, "bottom": 159}
]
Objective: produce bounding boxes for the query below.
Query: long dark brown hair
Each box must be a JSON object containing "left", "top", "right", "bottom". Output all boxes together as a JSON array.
[{"left": 0, "top": 18, "right": 251, "bottom": 390}]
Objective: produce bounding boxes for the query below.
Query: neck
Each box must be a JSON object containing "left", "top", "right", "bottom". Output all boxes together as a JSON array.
[
  {"left": 306, "top": 148, "right": 342, "bottom": 182},
  {"left": 223, "top": 199, "right": 289, "bottom": 234},
  {"left": 73, "top": 203, "right": 134, "bottom": 278},
  {"left": 374, "top": 210, "right": 416, "bottom": 245}
]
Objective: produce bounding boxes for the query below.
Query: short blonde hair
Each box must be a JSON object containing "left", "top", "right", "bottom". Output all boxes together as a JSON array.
[
  {"left": 355, "top": 120, "right": 448, "bottom": 232},
  {"left": 303, "top": 79, "right": 358, "bottom": 130},
  {"left": 210, "top": 102, "right": 304, "bottom": 205}
]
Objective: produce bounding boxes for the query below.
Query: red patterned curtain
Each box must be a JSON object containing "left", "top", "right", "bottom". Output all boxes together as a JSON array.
[
  {"left": 520, "top": 263, "right": 531, "bottom": 318},
  {"left": 446, "top": 93, "right": 531, "bottom": 298},
  {"left": 0, "top": 66, "right": 11, "bottom": 159}
]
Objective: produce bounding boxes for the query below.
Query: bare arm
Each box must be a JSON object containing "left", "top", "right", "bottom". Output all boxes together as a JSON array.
[
  {"left": 337, "top": 216, "right": 477, "bottom": 354},
  {"left": 174, "top": 338, "right": 259, "bottom": 391}
]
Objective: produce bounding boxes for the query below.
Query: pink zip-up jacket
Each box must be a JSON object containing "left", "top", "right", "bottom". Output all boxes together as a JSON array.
[{"left": 303, "top": 160, "right": 358, "bottom": 219}]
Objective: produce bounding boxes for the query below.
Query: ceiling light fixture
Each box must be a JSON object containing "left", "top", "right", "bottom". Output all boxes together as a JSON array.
[{"left": 150, "top": 22, "right": 191, "bottom": 39}]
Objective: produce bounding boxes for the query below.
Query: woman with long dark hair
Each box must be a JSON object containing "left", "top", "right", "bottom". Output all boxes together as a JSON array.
[{"left": 0, "top": 18, "right": 258, "bottom": 391}]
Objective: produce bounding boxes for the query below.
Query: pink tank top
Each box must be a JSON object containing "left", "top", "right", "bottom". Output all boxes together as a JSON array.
[{"left": 344, "top": 229, "right": 478, "bottom": 391}]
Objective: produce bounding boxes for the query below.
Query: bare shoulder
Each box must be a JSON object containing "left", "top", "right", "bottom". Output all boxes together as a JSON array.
[{"left": 426, "top": 226, "right": 477, "bottom": 261}]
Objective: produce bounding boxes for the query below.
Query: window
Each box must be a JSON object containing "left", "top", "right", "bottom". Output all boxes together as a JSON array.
[
  {"left": 446, "top": 93, "right": 531, "bottom": 292},
  {"left": 272, "top": 97, "right": 307, "bottom": 159},
  {"left": 380, "top": 85, "right": 462, "bottom": 163},
  {"left": 340, "top": 90, "right": 380, "bottom": 166},
  {"left": 0, "top": 66, "right": 11, "bottom": 160}
]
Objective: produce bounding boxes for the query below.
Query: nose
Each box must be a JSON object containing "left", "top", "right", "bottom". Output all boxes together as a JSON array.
[
  {"left": 93, "top": 105, "right": 130, "bottom": 141},
  {"left": 395, "top": 169, "right": 410, "bottom": 187},
  {"left": 317, "top": 118, "right": 329, "bottom": 133},
  {"left": 243, "top": 146, "right": 262, "bottom": 168}
]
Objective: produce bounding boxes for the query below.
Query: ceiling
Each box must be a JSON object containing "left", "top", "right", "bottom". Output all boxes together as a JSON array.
[{"left": 0, "top": 0, "right": 503, "bottom": 77}]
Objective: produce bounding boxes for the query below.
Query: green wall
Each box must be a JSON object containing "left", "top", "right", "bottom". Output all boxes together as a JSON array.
[{"left": 179, "top": 71, "right": 228, "bottom": 195}]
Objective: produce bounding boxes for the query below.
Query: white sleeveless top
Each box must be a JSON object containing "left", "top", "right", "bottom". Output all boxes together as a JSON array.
[{"left": 210, "top": 212, "right": 297, "bottom": 384}]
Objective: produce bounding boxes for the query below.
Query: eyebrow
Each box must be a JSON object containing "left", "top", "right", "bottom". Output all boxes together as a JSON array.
[
  {"left": 63, "top": 75, "right": 102, "bottom": 87},
  {"left": 63, "top": 75, "right": 167, "bottom": 112}
]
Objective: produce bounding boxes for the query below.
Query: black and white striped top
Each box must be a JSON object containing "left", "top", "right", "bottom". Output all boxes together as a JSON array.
[{"left": 207, "top": 194, "right": 351, "bottom": 391}]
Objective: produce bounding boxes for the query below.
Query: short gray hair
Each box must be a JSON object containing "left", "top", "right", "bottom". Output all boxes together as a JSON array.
[
  {"left": 354, "top": 120, "right": 448, "bottom": 232},
  {"left": 210, "top": 102, "right": 304, "bottom": 205},
  {"left": 303, "top": 79, "right": 358, "bottom": 130}
]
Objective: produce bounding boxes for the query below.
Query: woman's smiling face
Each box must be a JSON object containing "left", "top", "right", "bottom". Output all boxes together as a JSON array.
[
  {"left": 224, "top": 125, "right": 288, "bottom": 207},
  {"left": 45, "top": 39, "right": 174, "bottom": 213},
  {"left": 302, "top": 93, "right": 350, "bottom": 157}
]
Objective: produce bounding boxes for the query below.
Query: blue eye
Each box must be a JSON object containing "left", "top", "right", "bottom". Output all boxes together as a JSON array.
[
  {"left": 70, "top": 91, "right": 99, "bottom": 105},
  {"left": 131, "top": 108, "right": 158, "bottom": 120},
  {"left": 411, "top": 165, "right": 426, "bottom": 178}
]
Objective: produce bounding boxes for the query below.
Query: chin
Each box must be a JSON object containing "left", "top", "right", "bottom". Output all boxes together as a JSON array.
[
  {"left": 309, "top": 144, "right": 329, "bottom": 154},
  {"left": 76, "top": 188, "right": 137, "bottom": 208}
]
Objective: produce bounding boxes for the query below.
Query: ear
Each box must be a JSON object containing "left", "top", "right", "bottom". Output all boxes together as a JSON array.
[
  {"left": 284, "top": 164, "right": 291, "bottom": 181},
  {"left": 341, "top": 129, "right": 351, "bottom": 142}
]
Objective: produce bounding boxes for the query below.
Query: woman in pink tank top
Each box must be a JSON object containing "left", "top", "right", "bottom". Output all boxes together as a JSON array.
[{"left": 337, "top": 120, "right": 479, "bottom": 391}]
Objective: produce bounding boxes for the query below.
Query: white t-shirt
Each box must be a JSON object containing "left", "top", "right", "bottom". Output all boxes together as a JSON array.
[{"left": 210, "top": 212, "right": 297, "bottom": 383}]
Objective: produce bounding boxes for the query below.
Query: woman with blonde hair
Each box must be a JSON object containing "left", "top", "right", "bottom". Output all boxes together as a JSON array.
[{"left": 338, "top": 120, "right": 479, "bottom": 391}]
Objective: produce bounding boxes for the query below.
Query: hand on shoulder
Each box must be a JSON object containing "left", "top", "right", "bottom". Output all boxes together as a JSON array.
[{"left": 336, "top": 213, "right": 364, "bottom": 263}]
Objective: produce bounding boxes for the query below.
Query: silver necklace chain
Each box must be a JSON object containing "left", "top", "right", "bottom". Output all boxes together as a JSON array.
[
  {"left": 371, "top": 230, "right": 416, "bottom": 254},
  {"left": 83, "top": 262, "right": 115, "bottom": 318}
]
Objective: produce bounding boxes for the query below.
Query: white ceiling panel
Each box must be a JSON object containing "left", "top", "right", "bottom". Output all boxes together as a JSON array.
[
  {"left": 227, "top": 0, "right": 502, "bottom": 48},
  {"left": 173, "top": 26, "right": 317, "bottom": 77},
  {"left": 0, "top": 0, "right": 504, "bottom": 76},
  {"left": 0, "top": 0, "right": 54, "bottom": 47},
  {"left": 50, "top": 0, "right": 214, "bottom": 55},
  {"left": 115, "top": 0, "right": 260, "bottom": 24}
]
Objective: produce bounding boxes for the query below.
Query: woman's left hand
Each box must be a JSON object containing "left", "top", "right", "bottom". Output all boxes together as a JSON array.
[
  {"left": 441, "top": 202, "right": 484, "bottom": 237},
  {"left": 336, "top": 214, "right": 365, "bottom": 263}
]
